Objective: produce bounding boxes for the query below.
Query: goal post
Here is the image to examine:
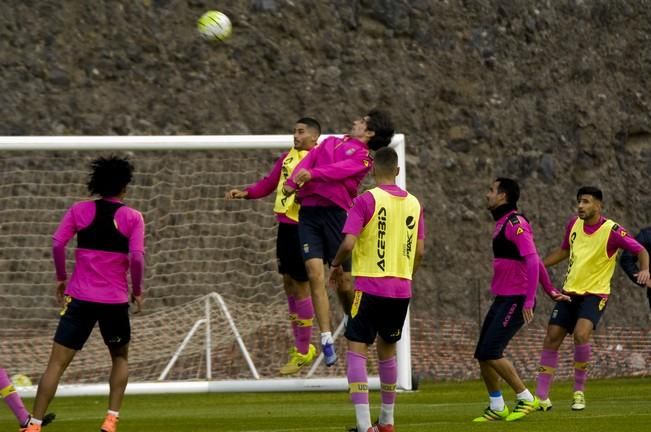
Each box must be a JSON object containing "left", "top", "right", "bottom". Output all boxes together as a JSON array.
[{"left": 0, "top": 134, "right": 412, "bottom": 396}]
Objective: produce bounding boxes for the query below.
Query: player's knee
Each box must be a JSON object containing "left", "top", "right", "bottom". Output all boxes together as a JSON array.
[
  {"left": 573, "top": 332, "right": 590, "bottom": 345},
  {"left": 543, "top": 333, "right": 563, "bottom": 349},
  {"left": 109, "top": 343, "right": 129, "bottom": 360}
]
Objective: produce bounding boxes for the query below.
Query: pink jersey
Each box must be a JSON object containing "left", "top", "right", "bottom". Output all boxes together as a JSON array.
[
  {"left": 342, "top": 184, "right": 426, "bottom": 299},
  {"left": 52, "top": 198, "right": 145, "bottom": 304},
  {"left": 286, "top": 136, "right": 372, "bottom": 210},
  {"left": 560, "top": 216, "right": 643, "bottom": 256},
  {"left": 245, "top": 151, "right": 295, "bottom": 225},
  {"left": 491, "top": 210, "right": 547, "bottom": 308}
]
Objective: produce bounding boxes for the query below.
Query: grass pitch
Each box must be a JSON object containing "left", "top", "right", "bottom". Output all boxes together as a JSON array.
[{"left": 1, "top": 377, "right": 649, "bottom": 431}]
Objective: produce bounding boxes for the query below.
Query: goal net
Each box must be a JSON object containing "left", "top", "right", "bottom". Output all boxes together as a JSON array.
[{"left": 0, "top": 135, "right": 410, "bottom": 396}]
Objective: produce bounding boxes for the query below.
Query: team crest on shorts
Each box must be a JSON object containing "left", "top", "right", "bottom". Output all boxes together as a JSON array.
[{"left": 598, "top": 297, "right": 607, "bottom": 311}]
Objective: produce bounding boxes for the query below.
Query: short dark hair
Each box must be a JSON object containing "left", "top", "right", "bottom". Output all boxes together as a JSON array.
[
  {"left": 495, "top": 177, "right": 520, "bottom": 204},
  {"left": 366, "top": 109, "right": 394, "bottom": 150},
  {"left": 577, "top": 186, "right": 603, "bottom": 201},
  {"left": 87, "top": 156, "right": 134, "bottom": 197},
  {"left": 296, "top": 117, "right": 321, "bottom": 135},
  {"left": 373, "top": 146, "right": 398, "bottom": 174}
]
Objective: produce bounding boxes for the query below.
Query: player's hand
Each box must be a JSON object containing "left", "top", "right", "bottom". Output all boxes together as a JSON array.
[
  {"left": 328, "top": 264, "right": 343, "bottom": 289},
  {"left": 523, "top": 307, "right": 534, "bottom": 324},
  {"left": 55, "top": 280, "right": 66, "bottom": 305},
  {"left": 293, "top": 169, "right": 312, "bottom": 185},
  {"left": 550, "top": 290, "right": 572, "bottom": 302},
  {"left": 131, "top": 293, "right": 144, "bottom": 314},
  {"left": 634, "top": 270, "right": 650, "bottom": 285},
  {"left": 282, "top": 183, "right": 296, "bottom": 196},
  {"left": 225, "top": 189, "right": 248, "bottom": 200}
]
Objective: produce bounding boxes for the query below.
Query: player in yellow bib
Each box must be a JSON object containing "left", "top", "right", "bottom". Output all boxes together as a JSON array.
[
  {"left": 527, "top": 187, "right": 649, "bottom": 415},
  {"left": 330, "top": 147, "right": 425, "bottom": 432},
  {"left": 226, "top": 118, "right": 320, "bottom": 375}
]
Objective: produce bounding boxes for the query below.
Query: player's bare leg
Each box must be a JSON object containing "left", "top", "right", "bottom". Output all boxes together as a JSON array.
[
  {"left": 482, "top": 358, "right": 526, "bottom": 394},
  {"left": 100, "top": 343, "right": 129, "bottom": 432},
  {"left": 31, "top": 343, "right": 76, "bottom": 427},
  {"left": 305, "top": 257, "right": 337, "bottom": 365},
  {"left": 304, "top": 258, "right": 330, "bottom": 333}
]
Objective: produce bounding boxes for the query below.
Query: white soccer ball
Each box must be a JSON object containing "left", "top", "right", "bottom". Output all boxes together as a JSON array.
[
  {"left": 197, "top": 10, "right": 232, "bottom": 42},
  {"left": 11, "top": 374, "right": 33, "bottom": 387}
]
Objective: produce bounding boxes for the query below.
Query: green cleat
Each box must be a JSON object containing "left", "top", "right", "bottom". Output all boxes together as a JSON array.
[
  {"left": 538, "top": 398, "right": 552, "bottom": 411},
  {"left": 472, "top": 406, "right": 509, "bottom": 422},
  {"left": 279, "top": 344, "right": 316, "bottom": 375},
  {"left": 571, "top": 391, "right": 585, "bottom": 410},
  {"left": 505, "top": 397, "right": 540, "bottom": 421}
]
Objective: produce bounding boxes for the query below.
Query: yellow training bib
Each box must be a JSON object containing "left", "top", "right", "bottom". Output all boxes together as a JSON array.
[
  {"left": 273, "top": 147, "right": 309, "bottom": 221},
  {"left": 563, "top": 218, "right": 617, "bottom": 295},
  {"left": 352, "top": 188, "right": 421, "bottom": 279}
]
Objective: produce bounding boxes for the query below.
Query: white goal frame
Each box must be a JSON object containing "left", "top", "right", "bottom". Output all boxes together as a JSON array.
[{"left": 0, "top": 134, "right": 412, "bottom": 396}]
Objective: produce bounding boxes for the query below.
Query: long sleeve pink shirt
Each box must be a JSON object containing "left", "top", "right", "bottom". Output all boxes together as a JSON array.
[
  {"left": 491, "top": 210, "right": 552, "bottom": 308},
  {"left": 245, "top": 151, "right": 294, "bottom": 225},
  {"left": 52, "top": 198, "right": 145, "bottom": 304},
  {"left": 286, "top": 136, "right": 372, "bottom": 210}
]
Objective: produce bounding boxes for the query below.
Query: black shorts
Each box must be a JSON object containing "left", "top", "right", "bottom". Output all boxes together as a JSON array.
[
  {"left": 345, "top": 291, "right": 410, "bottom": 345},
  {"left": 474, "top": 295, "right": 525, "bottom": 361},
  {"left": 549, "top": 293, "right": 607, "bottom": 333},
  {"left": 54, "top": 296, "right": 131, "bottom": 351},
  {"left": 276, "top": 223, "right": 308, "bottom": 282},
  {"left": 298, "top": 206, "right": 352, "bottom": 272}
]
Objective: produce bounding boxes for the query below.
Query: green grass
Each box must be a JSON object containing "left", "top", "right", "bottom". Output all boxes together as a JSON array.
[{"left": 2, "top": 378, "right": 650, "bottom": 431}]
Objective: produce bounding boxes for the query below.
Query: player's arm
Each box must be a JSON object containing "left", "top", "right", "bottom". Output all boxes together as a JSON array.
[
  {"left": 611, "top": 226, "right": 650, "bottom": 285},
  {"left": 634, "top": 248, "right": 650, "bottom": 285},
  {"left": 413, "top": 237, "right": 425, "bottom": 275},
  {"left": 329, "top": 234, "right": 357, "bottom": 285},
  {"left": 413, "top": 207, "right": 426, "bottom": 275},
  {"left": 538, "top": 258, "right": 571, "bottom": 302},
  {"left": 285, "top": 144, "right": 321, "bottom": 192},
  {"left": 122, "top": 209, "right": 146, "bottom": 313},
  {"left": 619, "top": 230, "right": 648, "bottom": 285},
  {"left": 505, "top": 217, "right": 538, "bottom": 322},
  {"left": 227, "top": 153, "right": 285, "bottom": 200},
  {"left": 543, "top": 247, "right": 569, "bottom": 267},
  {"left": 52, "top": 207, "right": 78, "bottom": 304},
  {"left": 544, "top": 216, "right": 575, "bottom": 267},
  {"left": 329, "top": 192, "right": 371, "bottom": 283},
  {"left": 308, "top": 148, "right": 371, "bottom": 183}
]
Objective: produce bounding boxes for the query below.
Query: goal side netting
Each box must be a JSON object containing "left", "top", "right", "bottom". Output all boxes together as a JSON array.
[{"left": 0, "top": 134, "right": 411, "bottom": 396}]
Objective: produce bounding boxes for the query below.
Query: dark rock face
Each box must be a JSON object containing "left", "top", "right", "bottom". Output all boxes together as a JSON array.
[{"left": 1, "top": 0, "right": 650, "bottom": 329}]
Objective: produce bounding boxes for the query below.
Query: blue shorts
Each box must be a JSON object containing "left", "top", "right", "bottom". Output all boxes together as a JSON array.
[
  {"left": 549, "top": 293, "right": 607, "bottom": 333},
  {"left": 54, "top": 297, "right": 131, "bottom": 351},
  {"left": 345, "top": 291, "right": 410, "bottom": 345},
  {"left": 276, "top": 222, "right": 308, "bottom": 282},
  {"left": 298, "top": 206, "right": 352, "bottom": 272},
  {"left": 474, "top": 295, "right": 525, "bottom": 361}
]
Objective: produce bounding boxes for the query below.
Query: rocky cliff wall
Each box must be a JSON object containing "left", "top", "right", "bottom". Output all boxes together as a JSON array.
[{"left": 1, "top": 0, "right": 650, "bottom": 327}]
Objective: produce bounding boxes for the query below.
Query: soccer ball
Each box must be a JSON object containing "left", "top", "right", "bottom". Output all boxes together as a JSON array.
[
  {"left": 11, "top": 374, "right": 33, "bottom": 387},
  {"left": 197, "top": 10, "right": 232, "bottom": 42}
]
